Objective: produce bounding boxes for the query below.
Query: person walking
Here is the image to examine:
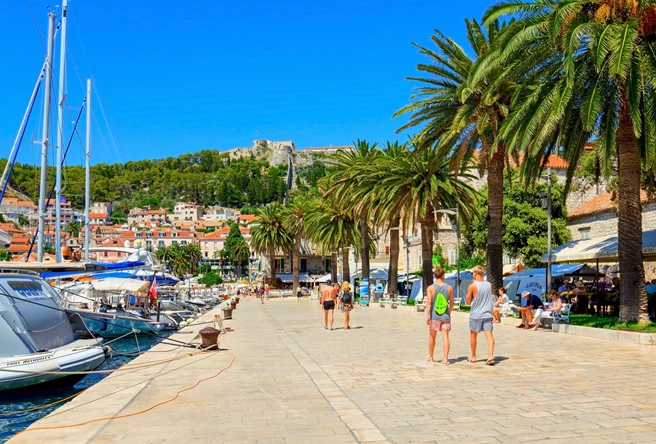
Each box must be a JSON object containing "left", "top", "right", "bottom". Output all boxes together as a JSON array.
[
  {"left": 425, "top": 268, "right": 454, "bottom": 364},
  {"left": 297, "top": 286, "right": 303, "bottom": 303},
  {"left": 338, "top": 280, "right": 354, "bottom": 330},
  {"left": 321, "top": 281, "right": 336, "bottom": 330},
  {"left": 259, "top": 285, "right": 265, "bottom": 304},
  {"left": 465, "top": 266, "right": 496, "bottom": 366}
]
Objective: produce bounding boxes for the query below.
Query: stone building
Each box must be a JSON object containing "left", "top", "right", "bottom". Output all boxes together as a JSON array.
[
  {"left": 128, "top": 208, "right": 168, "bottom": 226},
  {"left": 172, "top": 203, "right": 202, "bottom": 223},
  {"left": 567, "top": 191, "right": 656, "bottom": 241}
]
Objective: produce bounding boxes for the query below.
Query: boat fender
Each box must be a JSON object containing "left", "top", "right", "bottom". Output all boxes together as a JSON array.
[{"left": 179, "top": 321, "right": 188, "bottom": 329}]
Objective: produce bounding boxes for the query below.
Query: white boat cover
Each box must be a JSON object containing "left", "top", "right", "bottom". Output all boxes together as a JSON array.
[{"left": 91, "top": 278, "right": 149, "bottom": 292}]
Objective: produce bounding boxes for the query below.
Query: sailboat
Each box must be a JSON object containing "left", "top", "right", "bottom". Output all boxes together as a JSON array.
[{"left": 0, "top": 3, "right": 104, "bottom": 391}]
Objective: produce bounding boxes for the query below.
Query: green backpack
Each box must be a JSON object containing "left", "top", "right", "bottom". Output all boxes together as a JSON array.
[{"left": 433, "top": 285, "right": 449, "bottom": 316}]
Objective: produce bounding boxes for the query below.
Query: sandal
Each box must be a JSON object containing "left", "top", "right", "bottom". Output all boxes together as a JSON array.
[
  {"left": 441, "top": 360, "right": 449, "bottom": 366},
  {"left": 516, "top": 324, "right": 525, "bottom": 328},
  {"left": 427, "top": 357, "right": 435, "bottom": 362},
  {"left": 485, "top": 359, "right": 496, "bottom": 366},
  {"left": 467, "top": 357, "right": 476, "bottom": 363}
]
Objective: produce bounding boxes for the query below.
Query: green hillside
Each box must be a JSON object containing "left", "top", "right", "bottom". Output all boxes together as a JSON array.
[{"left": 0, "top": 150, "right": 289, "bottom": 212}]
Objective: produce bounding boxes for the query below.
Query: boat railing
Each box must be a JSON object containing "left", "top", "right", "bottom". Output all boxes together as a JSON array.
[{"left": 0, "top": 268, "right": 41, "bottom": 277}]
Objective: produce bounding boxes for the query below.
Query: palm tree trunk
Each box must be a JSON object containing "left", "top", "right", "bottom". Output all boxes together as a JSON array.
[
  {"left": 269, "top": 250, "right": 277, "bottom": 285},
  {"left": 360, "top": 217, "right": 370, "bottom": 282},
  {"left": 292, "top": 233, "right": 301, "bottom": 293},
  {"left": 486, "top": 144, "right": 505, "bottom": 294},
  {"left": 617, "top": 103, "right": 649, "bottom": 322},
  {"left": 420, "top": 220, "right": 434, "bottom": 299},
  {"left": 342, "top": 248, "right": 350, "bottom": 283},
  {"left": 330, "top": 252, "right": 338, "bottom": 283},
  {"left": 387, "top": 217, "right": 400, "bottom": 295}
]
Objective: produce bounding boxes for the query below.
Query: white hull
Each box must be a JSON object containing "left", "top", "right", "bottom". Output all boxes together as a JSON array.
[{"left": 0, "top": 339, "right": 106, "bottom": 391}]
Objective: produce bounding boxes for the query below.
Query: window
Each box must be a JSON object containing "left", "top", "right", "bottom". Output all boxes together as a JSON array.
[
  {"left": 158, "top": 240, "right": 165, "bottom": 247},
  {"left": 325, "top": 258, "right": 331, "bottom": 272},
  {"left": 579, "top": 228, "right": 591, "bottom": 241},
  {"left": 172, "top": 240, "right": 178, "bottom": 245},
  {"left": 448, "top": 250, "right": 457, "bottom": 265},
  {"left": 385, "top": 246, "right": 390, "bottom": 255},
  {"left": 181, "top": 240, "right": 187, "bottom": 245},
  {"left": 300, "top": 259, "right": 308, "bottom": 273}
]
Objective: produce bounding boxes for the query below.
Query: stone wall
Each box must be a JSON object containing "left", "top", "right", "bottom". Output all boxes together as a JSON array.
[{"left": 568, "top": 202, "right": 656, "bottom": 241}]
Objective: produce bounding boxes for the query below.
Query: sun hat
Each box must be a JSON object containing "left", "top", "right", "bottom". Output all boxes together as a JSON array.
[
  {"left": 575, "top": 280, "right": 585, "bottom": 289},
  {"left": 521, "top": 290, "right": 531, "bottom": 298}
]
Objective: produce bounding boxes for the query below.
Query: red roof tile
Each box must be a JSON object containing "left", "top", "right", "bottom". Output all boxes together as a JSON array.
[{"left": 569, "top": 191, "right": 653, "bottom": 218}]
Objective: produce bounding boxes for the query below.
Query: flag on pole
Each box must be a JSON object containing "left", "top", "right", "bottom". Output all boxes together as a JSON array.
[{"left": 149, "top": 276, "right": 157, "bottom": 302}]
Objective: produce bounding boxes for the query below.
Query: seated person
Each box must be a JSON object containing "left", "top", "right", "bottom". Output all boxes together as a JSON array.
[
  {"left": 646, "top": 279, "right": 656, "bottom": 295},
  {"left": 516, "top": 291, "right": 544, "bottom": 328},
  {"left": 530, "top": 289, "right": 563, "bottom": 330},
  {"left": 492, "top": 287, "right": 510, "bottom": 323}
]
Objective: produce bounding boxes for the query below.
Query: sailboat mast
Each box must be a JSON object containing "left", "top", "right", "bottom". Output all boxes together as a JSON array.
[
  {"left": 84, "top": 78, "right": 92, "bottom": 262},
  {"left": 55, "top": 0, "right": 69, "bottom": 263},
  {"left": 38, "top": 12, "right": 57, "bottom": 262}
]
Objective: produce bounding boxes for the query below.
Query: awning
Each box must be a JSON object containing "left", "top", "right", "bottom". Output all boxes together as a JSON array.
[
  {"left": 541, "top": 229, "right": 656, "bottom": 263},
  {"left": 276, "top": 273, "right": 312, "bottom": 283},
  {"left": 91, "top": 278, "right": 149, "bottom": 292},
  {"left": 351, "top": 268, "right": 389, "bottom": 280},
  {"left": 508, "top": 264, "right": 604, "bottom": 278}
]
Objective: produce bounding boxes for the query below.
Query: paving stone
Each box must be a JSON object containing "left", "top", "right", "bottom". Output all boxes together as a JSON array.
[{"left": 10, "top": 298, "right": 656, "bottom": 443}]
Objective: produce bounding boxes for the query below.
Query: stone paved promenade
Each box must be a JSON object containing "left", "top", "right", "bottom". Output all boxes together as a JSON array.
[{"left": 13, "top": 297, "right": 656, "bottom": 443}]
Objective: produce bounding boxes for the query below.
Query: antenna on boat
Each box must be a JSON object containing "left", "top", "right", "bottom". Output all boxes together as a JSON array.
[
  {"left": 54, "top": 0, "right": 69, "bottom": 263},
  {"left": 37, "top": 12, "right": 57, "bottom": 262},
  {"left": 85, "top": 77, "right": 92, "bottom": 262}
]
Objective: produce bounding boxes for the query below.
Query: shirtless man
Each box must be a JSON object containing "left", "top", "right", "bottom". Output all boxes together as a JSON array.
[{"left": 321, "top": 281, "right": 336, "bottom": 330}]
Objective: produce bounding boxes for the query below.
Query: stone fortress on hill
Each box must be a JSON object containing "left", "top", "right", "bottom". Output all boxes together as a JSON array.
[{"left": 226, "top": 140, "right": 352, "bottom": 167}]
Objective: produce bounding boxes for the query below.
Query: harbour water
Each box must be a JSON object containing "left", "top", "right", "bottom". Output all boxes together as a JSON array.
[{"left": 0, "top": 333, "right": 170, "bottom": 442}]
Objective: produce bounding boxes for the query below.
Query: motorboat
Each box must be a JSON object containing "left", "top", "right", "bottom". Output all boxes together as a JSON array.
[
  {"left": 57, "top": 278, "right": 168, "bottom": 337},
  {"left": 0, "top": 272, "right": 107, "bottom": 392}
]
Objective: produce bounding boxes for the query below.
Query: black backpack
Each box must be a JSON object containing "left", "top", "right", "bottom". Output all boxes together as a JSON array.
[{"left": 341, "top": 290, "right": 352, "bottom": 304}]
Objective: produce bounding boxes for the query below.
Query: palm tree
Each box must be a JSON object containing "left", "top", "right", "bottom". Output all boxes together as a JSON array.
[
  {"left": 282, "top": 195, "right": 314, "bottom": 292},
  {"left": 250, "top": 203, "right": 294, "bottom": 285},
  {"left": 305, "top": 197, "right": 361, "bottom": 284},
  {"left": 155, "top": 246, "right": 172, "bottom": 270},
  {"left": 394, "top": 19, "right": 544, "bottom": 293},
  {"left": 485, "top": 0, "right": 656, "bottom": 322},
  {"left": 337, "top": 140, "right": 408, "bottom": 295},
  {"left": 366, "top": 144, "right": 479, "bottom": 298},
  {"left": 232, "top": 239, "right": 251, "bottom": 279},
  {"left": 327, "top": 140, "right": 381, "bottom": 285},
  {"left": 185, "top": 243, "right": 203, "bottom": 274},
  {"left": 66, "top": 221, "right": 82, "bottom": 239},
  {"left": 167, "top": 243, "right": 188, "bottom": 277}
]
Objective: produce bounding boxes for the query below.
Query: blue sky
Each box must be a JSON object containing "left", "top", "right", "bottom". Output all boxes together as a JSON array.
[{"left": 0, "top": 0, "right": 491, "bottom": 166}]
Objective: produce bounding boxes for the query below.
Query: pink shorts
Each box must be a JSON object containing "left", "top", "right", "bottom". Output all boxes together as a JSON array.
[{"left": 429, "top": 319, "right": 451, "bottom": 331}]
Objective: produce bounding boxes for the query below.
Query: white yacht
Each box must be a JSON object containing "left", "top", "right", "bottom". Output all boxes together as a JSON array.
[{"left": 0, "top": 272, "right": 107, "bottom": 392}]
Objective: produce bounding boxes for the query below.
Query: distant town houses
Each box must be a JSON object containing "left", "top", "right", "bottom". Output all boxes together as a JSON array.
[
  {"left": 0, "top": 198, "right": 36, "bottom": 222},
  {"left": 203, "top": 206, "right": 234, "bottom": 222},
  {"left": 172, "top": 203, "right": 202, "bottom": 223},
  {"left": 127, "top": 208, "right": 168, "bottom": 226}
]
